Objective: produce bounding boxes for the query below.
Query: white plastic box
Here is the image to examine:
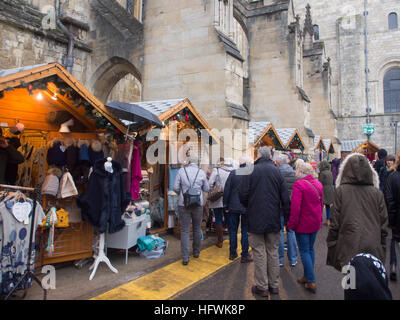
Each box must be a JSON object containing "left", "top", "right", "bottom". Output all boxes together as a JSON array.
[{"left": 106, "top": 215, "right": 147, "bottom": 264}]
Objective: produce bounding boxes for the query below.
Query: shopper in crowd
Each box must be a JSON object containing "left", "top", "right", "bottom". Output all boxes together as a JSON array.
[
  {"left": 374, "top": 148, "right": 388, "bottom": 176},
  {"left": 331, "top": 158, "right": 341, "bottom": 187},
  {"left": 5, "top": 137, "right": 22, "bottom": 185},
  {"left": 223, "top": 155, "right": 253, "bottom": 262},
  {"left": 379, "top": 154, "right": 395, "bottom": 192},
  {"left": 384, "top": 153, "right": 400, "bottom": 282},
  {"left": 275, "top": 153, "right": 298, "bottom": 268},
  {"left": 287, "top": 161, "right": 323, "bottom": 294},
  {"left": 0, "top": 128, "right": 24, "bottom": 184},
  {"left": 343, "top": 253, "right": 392, "bottom": 300},
  {"left": 208, "top": 158, "right": 234, "bottom": 248},
  {"left": 318, "top": 160, "right": 334, "bottom": 226},
  {"left": 327, "top": 153, "right": 388, "bottom": 276},
  {"left": 239, "top": 146, "right": 290, "bottom": 297},
  {"left": 173, "top": 153, "right": 210, "bottom": 265}
]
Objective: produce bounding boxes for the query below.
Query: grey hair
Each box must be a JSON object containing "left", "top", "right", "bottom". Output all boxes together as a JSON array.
[
  {"left": 276, "top": 153, "right": 290, "bottom": 165},
  {"left": 188, "top": 152, "right": 199, "bottom": 164},
  {"left": 239, "top": 154, "right": 253, "bottom": 165},
  {"left": 257, "top": 146, "right": 271, "bottom": 160},
  {"left": 296, "top": 161, "right": 314, "bottom": 176}
]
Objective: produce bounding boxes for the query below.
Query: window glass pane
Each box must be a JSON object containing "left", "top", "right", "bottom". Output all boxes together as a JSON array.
[
  {"left": 389, "top": 13, "right": 398, "bottom": 29},
  {"left": 390, "top": 79, "right": 400, "bottom": 90},
  {"left": 313, "top": 25, "right": 319, "bottom": 40},
  {"left": 384, "top": 68, "right": 400, "bottom": 113}
]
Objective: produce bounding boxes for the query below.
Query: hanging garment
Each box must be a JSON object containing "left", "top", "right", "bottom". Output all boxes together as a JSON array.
[
  {"left": 0, "top": 197, "right": 45, "bottom": 294},
  {"left": 77, "top": 158, "right": 131, "bottom": 234},
  {"left": 130, "top": 140, "right": 142, "bottom": 201},
  {"left": 32, "top": 147, "right": 46, "bottom": 186},
  {"left": 46, "top": 140, "right": 66, "bottom": 167},
  {"left": 115, "top": 140, "right": 134, "bottom": 193},
  {"left": 57, "top": 171, "right": 78, "bottom": 199},
  {"left": 88, "top": 140, "right": 104, "bottom": 166},
  {"left": 17, "top": 143, "right": 35, "bottom": 187}
]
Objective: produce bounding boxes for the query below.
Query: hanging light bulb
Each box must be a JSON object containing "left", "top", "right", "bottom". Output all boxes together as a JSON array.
[{"left": 36, "top": 92, "right": 43, "bottom": 100}]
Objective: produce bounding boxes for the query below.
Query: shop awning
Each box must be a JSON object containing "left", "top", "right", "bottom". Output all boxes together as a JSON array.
[
  {"left": 314, "top": 135, "right": 326, "bottom": 151},
  {"left": 341, "top": 140, "right": 380, "bottom": 154},
  {"left": 105, "top": 101, "right": 163, "bottom": 129},
  {"left": 0, "top": 62, "right": 128, "bottom": 135},
  {"left": 132, "top": 98, "right": 219, "bottom": 144},
  {"left": 248, "top": 121, "right": 285, "bottom": 150},
  {"left": 276, "top": 128, "right": 305, "bottom": 152}
]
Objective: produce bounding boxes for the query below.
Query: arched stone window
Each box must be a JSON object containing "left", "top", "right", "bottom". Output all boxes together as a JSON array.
[
  {"left": 313, "top": 25, "right": 319, "bottom": 40},
  {"left": 389, "top": 12, "right": 398, "bottom": 30},
  {"left": 384, "top": 68, "right": 400, "bottom": 113}
]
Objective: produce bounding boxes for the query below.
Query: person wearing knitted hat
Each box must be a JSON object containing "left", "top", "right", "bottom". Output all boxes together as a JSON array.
[{"left": 344, "top": 253, "right": 392, "bottom": 300}]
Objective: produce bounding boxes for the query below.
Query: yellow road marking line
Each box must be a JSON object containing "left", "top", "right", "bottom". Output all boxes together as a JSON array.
[{"left": 92, "top": 237, "right": 243, "bottom": 300}]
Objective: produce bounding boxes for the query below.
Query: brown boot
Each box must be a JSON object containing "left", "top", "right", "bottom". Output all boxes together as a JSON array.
[
  {"left": 215, "top": 225, "right": 223, "bottom": 248},
  {"left": 305, "top": 282, "right": 317, "bottom": 294},
  {"left": 297, "top": 277, "right": 307, "bottom": 284}
]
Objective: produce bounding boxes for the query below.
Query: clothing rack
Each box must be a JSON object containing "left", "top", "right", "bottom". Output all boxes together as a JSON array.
[{"left": 0, "top": 184, "right": 47, "bottom": 300}]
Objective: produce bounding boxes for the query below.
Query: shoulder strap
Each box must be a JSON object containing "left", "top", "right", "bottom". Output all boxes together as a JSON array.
[
  {"left": 303, "top": 179, "right": 322, "bottom": 201},
  {"left": 184, "top": 167, "right": 200, "bottom": 188}
]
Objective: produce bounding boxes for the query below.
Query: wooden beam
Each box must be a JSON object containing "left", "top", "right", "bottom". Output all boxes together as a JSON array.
[{"left": 0, "top": 63, "right": 57, "bottom": 91}]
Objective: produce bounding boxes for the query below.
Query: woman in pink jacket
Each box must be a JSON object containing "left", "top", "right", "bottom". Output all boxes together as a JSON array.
[{"left": 287, "top": 161, "right": 323, "bottom": 293}]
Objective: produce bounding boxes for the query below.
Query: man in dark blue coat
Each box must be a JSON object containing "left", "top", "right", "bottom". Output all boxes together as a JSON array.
[
  {"left": 239, "top": 146, "right": 290, "bottom": 298},
  {"left": 223, "top": 155, "right": 254, "bottom": 263}
]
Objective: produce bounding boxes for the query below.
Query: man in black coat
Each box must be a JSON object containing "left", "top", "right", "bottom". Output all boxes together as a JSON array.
[
  {"left": 384, "top": 159, "right": 400, "bottom": 281},
  {"left": 239, "top": 146, "right": 290, "bottom": 297}
]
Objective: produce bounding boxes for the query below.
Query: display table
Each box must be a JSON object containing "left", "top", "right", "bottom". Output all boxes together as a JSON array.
[{"left": 106, "top": 215, "right": 147, "bottom": 264}]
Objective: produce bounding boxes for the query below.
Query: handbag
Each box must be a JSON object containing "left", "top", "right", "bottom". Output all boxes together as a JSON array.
[
  {"left": 55, "top": 208, "right": 70, "bottom": 228},
  {"left": 182, "top": 167, "right": 201, "bottom": 209},
  {"left": 208, "top": 168, "right": 223, "bottom": 202},
  {"left": 42, "top": 208, "right": 70, "bottom": 228}
]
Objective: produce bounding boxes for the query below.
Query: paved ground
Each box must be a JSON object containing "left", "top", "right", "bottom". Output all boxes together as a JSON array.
[
  {"left": 176, "top": 225, "right": 400, "bottom": 300},
  {"left": 23, "top": 230, "right": 218, "bottom": 300},
  {"left": 17, "top": 224, "right": 400, "bottom": 300}
]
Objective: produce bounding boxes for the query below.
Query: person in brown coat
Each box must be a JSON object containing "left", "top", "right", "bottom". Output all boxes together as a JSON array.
[
  {"left": 326, "top": 153, "right": 389, "bottom": 272},
  {"left": 318, "top": 160, "right": 335, "bottom": 226}
]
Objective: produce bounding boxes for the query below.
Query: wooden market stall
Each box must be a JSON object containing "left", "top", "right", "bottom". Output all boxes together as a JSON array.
[
  {"left": 124, "top": 98, "right": 219, "bottom": 234},
  {"left": 313, "top": 135, "right": 327, "bottom": 162},
  {"left": 248, "top": 121, "right": 285, "bottom": 159},
  {"left": 275, "top": 128, "right": 306, "bottom": 155},
  {"left": 0, "top": 63, "right": 132, "bottom": 267},
  {"left": 340, "top": 140, "right": 380, "bottom": 162}
]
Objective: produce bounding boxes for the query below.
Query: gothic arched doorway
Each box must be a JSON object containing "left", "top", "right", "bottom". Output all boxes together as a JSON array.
[{"left": 91, "top": 57, "right": 142, "bottom": 103}]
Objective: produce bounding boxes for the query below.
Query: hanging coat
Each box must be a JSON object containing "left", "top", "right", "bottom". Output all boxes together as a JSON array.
[
  {"left": 77, "top": 158, "right": 131, "bottom": 234},
  {"left": 130, "top": 140, "right": 142, "bottom": 201}
]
